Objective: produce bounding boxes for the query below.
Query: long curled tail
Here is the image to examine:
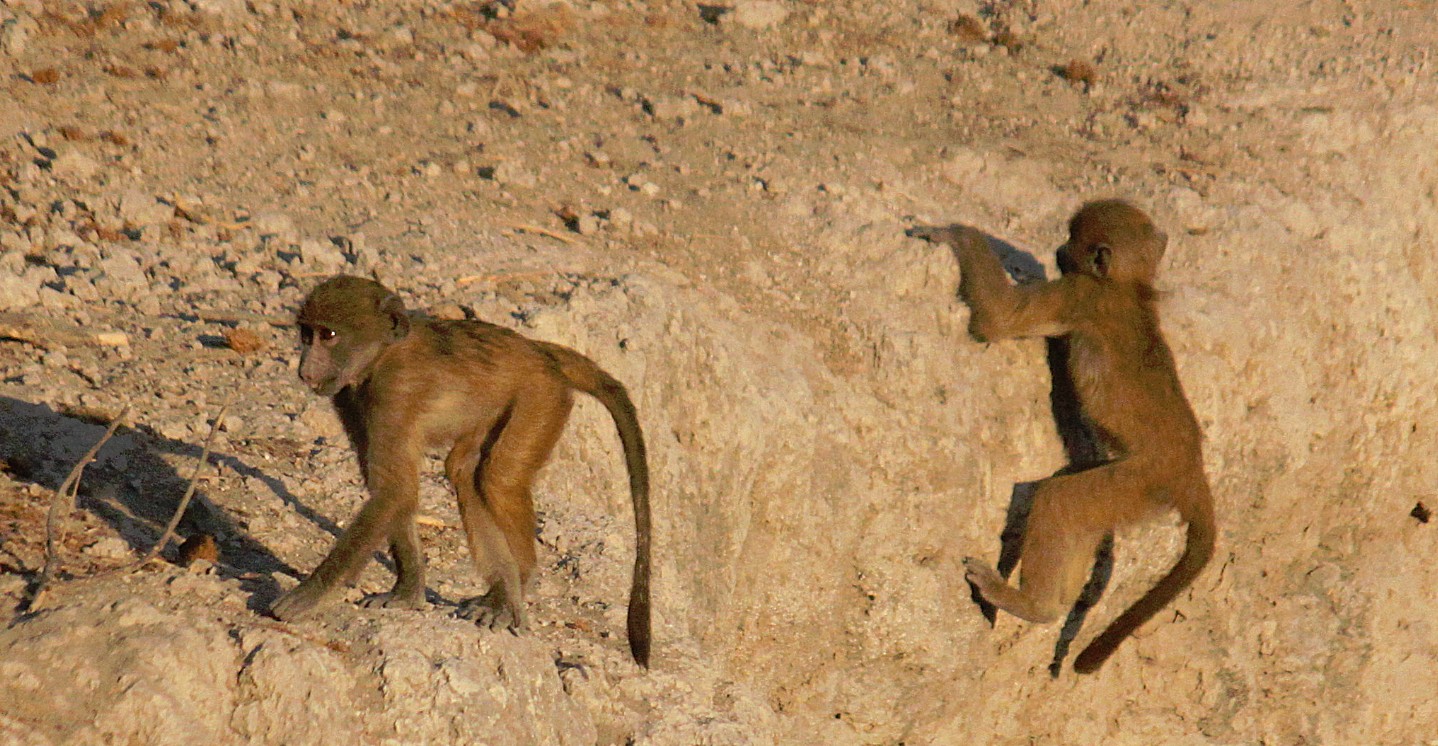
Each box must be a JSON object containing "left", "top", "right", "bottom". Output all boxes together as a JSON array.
[
  {"left": 1073, "top": 489, "right": 1215, "bottom": 674},
  {"left": 537, "top": 342, "right": 652, "bottom": 667}
]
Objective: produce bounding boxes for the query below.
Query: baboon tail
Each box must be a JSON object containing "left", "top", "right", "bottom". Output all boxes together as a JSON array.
[
  {"left": 1073, "top": 485, "right": 1215, "bottom": 674},
  {"left": 537, "top": 342, "right": 652, "bottom": 668}
]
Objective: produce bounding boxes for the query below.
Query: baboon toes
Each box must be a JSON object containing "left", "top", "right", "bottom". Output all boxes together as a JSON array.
[
  {"left": 358, "top": 591, "right": 427, "bottom": 611},
  {"left": 457, "top": 589, "right": 527, "bottom": 633}
]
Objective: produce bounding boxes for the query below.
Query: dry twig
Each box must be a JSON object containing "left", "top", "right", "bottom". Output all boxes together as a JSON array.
[
  {"left": 195, "top": 310, "right": 291, "bottom": 327},
  {"left": 0, "top": 312, "right": 130, "bottom": 349},
  {"left": 503, "top": 223, "right": 575, "bottom": 244},
  {"left": 29, "top": 406, "right": 130, "bottom": 610},
  {"left": 136, "top": 399, "right": 231, "bottom": 566},
  {"left": 456, "top": 270, "right": 554, "bottom": 287}
]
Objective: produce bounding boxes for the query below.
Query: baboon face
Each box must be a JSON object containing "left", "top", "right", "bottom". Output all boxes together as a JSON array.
[
  {"left": 1058, "top": 199, "right": 1168, "bottom": 284},
  {"left": 297, "top": 276, "right": 411, "bottom": 396}
]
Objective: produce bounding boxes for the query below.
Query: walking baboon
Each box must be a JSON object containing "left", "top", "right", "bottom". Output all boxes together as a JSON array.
[
  {"left": 270, "top": 275, "right": 652, "bottom": 667},
  {"left": 911, "top": 200, "right": 1216, "bottom": 673}
]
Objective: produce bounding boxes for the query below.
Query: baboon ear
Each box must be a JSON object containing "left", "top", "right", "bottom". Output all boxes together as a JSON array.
[
  {"left": 1154, "top": 229, "right": 1169, "bottom": 260},
  {"left": 380, "top": 294, "right": 410, "bottom": 341},
  {"left": 1091, "top": 244, "right": 1112, "bottom": 277}
]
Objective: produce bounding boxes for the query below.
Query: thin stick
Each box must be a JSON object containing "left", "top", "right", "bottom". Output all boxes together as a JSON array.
[
  {"left": 0, "top": 323, "right": 60, "bottom": 349},
  {"left": 504, "top": 223, "right": 576, "bottom": 244},
  {"left": 0, "top": 314, "right": 130, "bottom": 349},
  {"left": 30, "top": 406, "right": 130, "bottom": 609},
  {"left": 195, "top": 310, "right": 291, "bottom": 327},
  {"left": 136, "top": 400, "right": 230, "bottom": 566},
  {"left": 455, "top": 270, "right": 554, "bottom": 286}
]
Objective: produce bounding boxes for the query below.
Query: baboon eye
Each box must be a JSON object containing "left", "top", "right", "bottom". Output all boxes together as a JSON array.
[{"left": 317, "top": 327, "right": 337, "bottom": 342}]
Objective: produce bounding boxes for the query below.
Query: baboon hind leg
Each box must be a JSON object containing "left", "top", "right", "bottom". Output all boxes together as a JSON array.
[
  {"left": 965, "top": 464, "right": 1148, "bottom": 623},
  {"left": 446, "top": 425, "right": 523, "bottom": 630},
  {"left": 454, "top": 387, "right": 573, "bottom": 630}
]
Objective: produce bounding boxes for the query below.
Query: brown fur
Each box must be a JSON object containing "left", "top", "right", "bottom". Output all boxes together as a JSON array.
[
  {"left": 912, "top": 200, "right": 1215, "bottom": 673},
  {"left": 270, "top": 275, "right": 652, "bottom": 667}
]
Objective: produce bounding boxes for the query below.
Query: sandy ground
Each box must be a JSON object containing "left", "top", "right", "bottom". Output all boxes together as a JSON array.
[{"left": 1, "top": 0, "right": 1437, "bottom": 743}]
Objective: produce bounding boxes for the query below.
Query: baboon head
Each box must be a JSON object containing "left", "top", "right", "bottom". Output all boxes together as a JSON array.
[
  {"left": 1058, "top": 199, "right": 1168, "bottom": 284},
  {"left": 296, "top": 275, "right": 411, "bottom": 396}
]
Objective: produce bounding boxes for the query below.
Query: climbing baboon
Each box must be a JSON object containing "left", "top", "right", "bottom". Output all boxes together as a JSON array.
[{"left": 912, "top": 200, "right": 1215, "bottom": 673}]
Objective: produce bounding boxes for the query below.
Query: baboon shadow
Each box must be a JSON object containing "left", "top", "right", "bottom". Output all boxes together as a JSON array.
[
  {"left": 910, "top": 225, "right": 1116, "bottom": 676},
  {"left": 0, "top": 396, "right": 328, "bottom": 614}
]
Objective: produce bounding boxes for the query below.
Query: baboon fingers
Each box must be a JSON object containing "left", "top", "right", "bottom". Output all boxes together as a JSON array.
[
  {"left": 905, "top": 224, "right": 951, "bottom": 242},
  {"left": 963, "top": 556, "right": 1003, "bottom": 590},
  {"left": 906, "top": 224, "right": 984, "bottom": 247},
  {"left": 270, "top": 579, "right": 331, "bottom": 621}
]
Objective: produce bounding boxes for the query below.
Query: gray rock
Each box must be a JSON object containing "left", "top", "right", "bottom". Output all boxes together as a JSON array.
[
  {"left": 726, "top": 0, "right": 789, "bottom": 30},
  {"left": 298, "top": 238, "right": 346, "bottom": 271},
  {"left": 0, "top": 271, "right": 41, "bottom": 311},
  {"left": 0, "top": 230, "right": 30, "bottom": 254},
  {"left": 607, "top": 207, "right": 634, "bottom": 229},
  {"left": 118, "top": 191, "right": 175, "bottom": 227},
  {"left": 95, "top": 251, "right": 149, "bottom": 302},
  {"left": 51, "top": 151, "right": 100, "bottom": 182},
  {"left": 84, "top": 536, "right": 132, "bottom": 560},
  {"left": 0, "top": 14, "right": 37, "bottom": 57},
  {"left": 489, "top": 161, "right": 537, "bottom": 188},
  {"left": 645, "top": 94, "right": 700, "bottom": 123},
  {"left": 574, "top": 213, "right": 601, "bottom": 235},
  {"left": 250, "top": 210, "right": 296, "bottom": 238},
  {"left": 189, "top": 0, "right": 249, "bottom": 16}
]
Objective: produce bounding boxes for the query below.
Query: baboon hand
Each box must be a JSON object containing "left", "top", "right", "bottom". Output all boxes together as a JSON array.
[
  {"left": 907, "top": 224, "right": 962, "bottom": 245},
  {"left": 271, "top": 580, "right": 330, "bottom": 621},
  {"left": 963, "top": 556, "right": 1004, "bottom": 596}
]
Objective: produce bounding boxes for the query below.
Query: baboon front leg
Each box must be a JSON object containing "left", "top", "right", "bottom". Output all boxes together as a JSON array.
[
  {"left": 358, "top": 518, "right": 427, "bottom": 610},
  {"left": 908, "top": 224, "right": 1076, "bottom": 341},
  {"left": 272, "top": 442, "right": 422, "bottom": 620},
  {"left": 966, "top": 465, "right": 1141, "bottom": 623},
  {"left": 455, "top": 388, "right": 572, "bottom": 631}
]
